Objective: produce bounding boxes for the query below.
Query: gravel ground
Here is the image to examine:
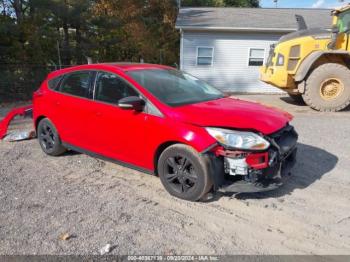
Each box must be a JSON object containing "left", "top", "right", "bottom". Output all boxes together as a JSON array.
[{"left": 0, "top": 95, "right": 350, "bottom": 255}]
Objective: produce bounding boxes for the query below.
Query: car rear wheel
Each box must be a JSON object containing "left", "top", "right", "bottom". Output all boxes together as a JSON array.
[
  {"left": 157, "top": 144, "right": 213, "bottom": 201},
  {"left": 38, "top": 118, "right": 66, "bottom": 156}
]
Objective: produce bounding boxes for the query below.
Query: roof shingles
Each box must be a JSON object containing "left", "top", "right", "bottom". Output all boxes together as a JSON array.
[{"left": 176, "top": 7, "right": 332, "bottom": 32}]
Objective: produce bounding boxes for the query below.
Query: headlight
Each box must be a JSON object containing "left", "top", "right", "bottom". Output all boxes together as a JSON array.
[{"left": 205, "top": 127, "right": 270, "bottom": 151}]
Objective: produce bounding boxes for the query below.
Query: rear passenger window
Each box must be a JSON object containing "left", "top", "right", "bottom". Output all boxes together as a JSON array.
[
  {"left": 94, "top": 72, "right": 138, "bottom": 104},
  {"left": 48, "top": 76, "right": 63, "bottom": 90},
  {"left": 59, "top": 71, "right": 92, "bottom": 98}
]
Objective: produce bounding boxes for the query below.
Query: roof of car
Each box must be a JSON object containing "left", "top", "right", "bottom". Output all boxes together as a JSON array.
[
  {"left": 47, "top": 63, "right": 174, "bottom": 79},
  {"left": 103, "top": 63, "right": 173, "bottom": 70}
]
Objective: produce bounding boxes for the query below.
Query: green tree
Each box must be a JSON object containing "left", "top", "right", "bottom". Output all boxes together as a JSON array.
[
  {"left": 4, "top": 0, "right": 263, "bottom": 101},
  {"left": 181, "top": 0, "right": 259, "bottom": 7},
  {"left": 91, "top": 0, "right": 179, "bottom": 65},
  {"left": 224, "top": 0, "right": 259, "bottom": 7}
]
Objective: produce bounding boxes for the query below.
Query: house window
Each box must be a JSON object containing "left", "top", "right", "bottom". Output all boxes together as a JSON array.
[
  {"left": 248, "top": 48, "right": 265, "bottom": 66},
  {"left": 197, "top": 47, "right": 214, "bottom": 66}
]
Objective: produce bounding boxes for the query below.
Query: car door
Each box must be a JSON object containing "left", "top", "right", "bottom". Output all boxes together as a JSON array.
[
  {"left": 88, "top": 71, "right": 147, "bottom": 167},
  {"left": 50, "top": 70, "right": 95, "bottom": 148}
]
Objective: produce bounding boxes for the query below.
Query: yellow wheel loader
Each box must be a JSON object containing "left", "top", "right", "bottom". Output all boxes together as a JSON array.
[{"left": 260, "top": 4, "right": 350, "bottom": 112}]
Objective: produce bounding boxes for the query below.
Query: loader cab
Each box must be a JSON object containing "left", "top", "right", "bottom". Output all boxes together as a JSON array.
[
  {"left": 332, "top": 6, "right": 350, "bottom": 50},
  {"left": 335, "top": 7, "right": 350, "bottom": 33}
]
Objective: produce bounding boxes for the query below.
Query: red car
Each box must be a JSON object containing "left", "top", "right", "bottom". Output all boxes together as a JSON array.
[{"left": 32, "top": 63, "right": 298, "bottom": 201}]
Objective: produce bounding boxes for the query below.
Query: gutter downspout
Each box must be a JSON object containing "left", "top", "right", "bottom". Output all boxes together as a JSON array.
[{"left": 180, "top": 28, "right": 184, "bottom": 70}]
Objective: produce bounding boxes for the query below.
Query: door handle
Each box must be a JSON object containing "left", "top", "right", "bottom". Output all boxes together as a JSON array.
[
  {"left": 96, "top": 112, "right": 102, "bottom": 117},
  {"left": 55, "top": 101, "right": 60, "bottom": 106}
]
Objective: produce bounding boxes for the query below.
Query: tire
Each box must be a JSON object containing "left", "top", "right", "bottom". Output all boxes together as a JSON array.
[
  {"left": 288, "top": 93, "right": 304, "bottom": 104},
  {"left": 302, "top": 63, "right": 350, "bottom": 112},
  {"left": 157, "top": 144, "right": 213, "bottom": 202},
  {"left": 37, "top": 118, "right": 66, "bottom": 156}
]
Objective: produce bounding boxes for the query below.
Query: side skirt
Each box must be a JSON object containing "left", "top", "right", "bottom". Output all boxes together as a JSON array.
[{"left": 62, "top": 142, "right": 155, "bottom": 175}]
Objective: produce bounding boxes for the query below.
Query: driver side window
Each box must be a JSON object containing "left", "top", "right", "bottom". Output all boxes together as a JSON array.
[{"left": 94, "top": 72, "right": 138, "bottom": 104}]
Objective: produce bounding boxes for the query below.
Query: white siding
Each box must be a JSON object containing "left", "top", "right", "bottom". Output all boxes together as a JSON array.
[{"left": 181, "top": 31, "right": 284, "bottom": 93}]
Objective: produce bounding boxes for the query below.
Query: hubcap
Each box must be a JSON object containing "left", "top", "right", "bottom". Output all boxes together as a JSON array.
[
  {"left": 320, "top": 78, "right": 344, "bottom": 101},
  {"left": 165, "top": 155, "right": 198, "bottom": 194},
  {"left": 39, "top": 123, "right": 55, "bottom": 150}
]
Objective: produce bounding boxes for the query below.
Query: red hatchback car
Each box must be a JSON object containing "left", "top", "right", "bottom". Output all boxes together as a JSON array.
[{"left": 33, "top": 63, "right": 298, "bottom": 201}]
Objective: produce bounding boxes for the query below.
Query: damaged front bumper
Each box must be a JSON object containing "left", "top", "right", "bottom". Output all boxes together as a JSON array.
[
  {"left": 219, "top": 147, "right": 297, "bottom": 193},
  {"left": 208, "top": 125, "right": 298, "bottom": 194}
]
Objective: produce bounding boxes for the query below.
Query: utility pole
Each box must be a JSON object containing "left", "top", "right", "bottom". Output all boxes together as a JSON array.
[
  {"left": 57, "top": 40, "right": 62, "bottom": 69},
  {"left": 178, "top": 0, "right": 181, "bottom": 9}
]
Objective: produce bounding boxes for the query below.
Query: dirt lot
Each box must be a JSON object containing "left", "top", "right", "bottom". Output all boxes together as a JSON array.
[{"left": 0, "top": 95, "right": 350, "bottom": 255}]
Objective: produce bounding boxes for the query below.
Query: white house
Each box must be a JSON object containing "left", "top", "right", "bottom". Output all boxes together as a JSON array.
[{"left": 176, "top": 7, "right": 332, "bottom": 93}]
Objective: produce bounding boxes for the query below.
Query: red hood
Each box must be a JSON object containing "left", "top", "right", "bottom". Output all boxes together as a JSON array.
[{"left": 172, "top": 97, "right": 293, "bottom": 135}]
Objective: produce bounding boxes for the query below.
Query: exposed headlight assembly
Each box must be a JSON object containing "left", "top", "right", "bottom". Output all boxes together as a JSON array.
[{"left": 205, "top": 127, "right": 270, "bottom": 151}]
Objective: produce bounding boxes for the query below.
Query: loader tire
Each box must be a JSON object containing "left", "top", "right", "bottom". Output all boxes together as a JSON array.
[{"left": 302, "top": 63, "right": 350, "bottom": 112}]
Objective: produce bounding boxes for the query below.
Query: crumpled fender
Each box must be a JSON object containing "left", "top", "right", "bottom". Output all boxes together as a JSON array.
[{"left": 0, "top": 105, "right": 33, "bottom": 139}]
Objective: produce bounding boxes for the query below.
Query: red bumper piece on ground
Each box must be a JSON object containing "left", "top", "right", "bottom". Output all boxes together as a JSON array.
[{"left": 0, "top": 105, "right": 33, "bottom": 139}]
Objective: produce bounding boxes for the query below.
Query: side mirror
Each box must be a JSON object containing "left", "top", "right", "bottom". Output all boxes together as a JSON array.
[
  {"left": 328, "top": 25, "right": 340, "bottom": 50},
  {"left": 118, "top": 96, "right": 145, "bottom": 111},
  {"left": 332, "top": 25, "right": 340, "bottom": 33}
]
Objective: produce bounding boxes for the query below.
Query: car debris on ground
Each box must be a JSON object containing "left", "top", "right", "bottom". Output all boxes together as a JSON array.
[
  {"left": 59, "top": 233, "right": 72, "bottom": 241},
  {"left": 99, "top": 244, "right": 112, "bottom": 255},
  {"left": 0, "top": 105, "right": 35, "bottom": 142},
  {"left": 3, "top": 130, "right": 36, "bottom": 142}
]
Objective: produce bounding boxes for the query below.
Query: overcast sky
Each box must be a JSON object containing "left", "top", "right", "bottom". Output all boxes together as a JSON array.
[{"left": 260, "top": 0, "right": 344, "bottom": 8}]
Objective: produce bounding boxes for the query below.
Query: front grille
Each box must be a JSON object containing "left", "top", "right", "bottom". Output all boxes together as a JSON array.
[{"left": 268, "top": 125, "right": 298, "bottom": 157}]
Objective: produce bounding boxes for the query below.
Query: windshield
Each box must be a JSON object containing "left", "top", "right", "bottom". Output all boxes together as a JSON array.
[
  {"left": 337, "top": 10, "right": 350, "bottom": 33},
  {"left": 126, "top": 69, "right": 224, "bottom": 107}
]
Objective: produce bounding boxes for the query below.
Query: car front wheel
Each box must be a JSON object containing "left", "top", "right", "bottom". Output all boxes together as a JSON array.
[
  {"left": 157, "top": 144, "right": 213, "bottom": 201},
  {"left": 37, "top": 118, "right": 66, "bottom": 156}
]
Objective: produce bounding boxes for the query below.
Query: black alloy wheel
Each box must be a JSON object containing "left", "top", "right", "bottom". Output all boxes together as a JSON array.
[
  {"left": 39, "top": 122, "right": 55, "bottom": 150},
  {"left": 158, "top": 144, "right": 212, "bottom": 201},
  {"left": 37, "top": 118, "right": 66, "bottom": 156},
  {"left": 165, "top": 155, "right": 198, "bottom": 194}
]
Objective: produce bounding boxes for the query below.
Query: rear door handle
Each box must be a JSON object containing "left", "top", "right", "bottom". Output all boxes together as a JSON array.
[
  {"left": 55, "top": 101, "right": 60, "bottom": 106},
  {"left": 96, "top": 112, "right": 102, "bottom": 117}
]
